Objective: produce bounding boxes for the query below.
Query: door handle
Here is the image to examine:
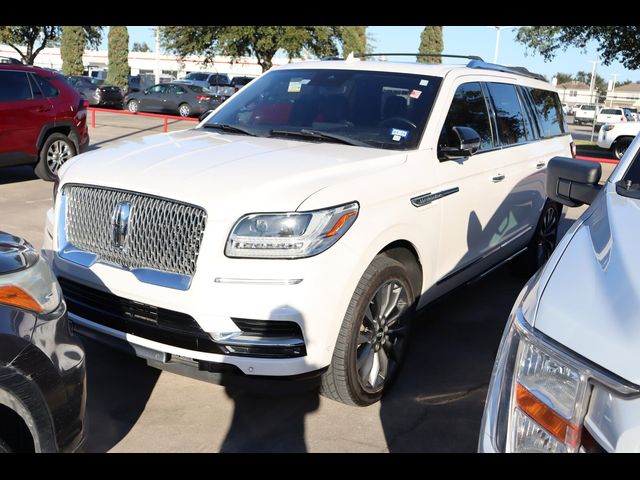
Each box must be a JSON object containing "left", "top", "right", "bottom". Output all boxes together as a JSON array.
[
  {"left": 492, "top": 174, "right": 505, "bottom": 183},
  {"left": 536, "top": 161, "right": 546, "bottom": 169}
]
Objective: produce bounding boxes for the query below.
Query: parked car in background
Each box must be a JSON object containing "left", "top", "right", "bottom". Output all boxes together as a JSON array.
[
  {"left": 0, "top": 64, "right": 89, "bottom": 181},
  {"left": 597, "top": 121, "right": 640, "bottom": 159},
  {"left": 66, "top": 75, "right": 124, "bottom": 108},
  {"left": 176, "top": 72, "right": 235, "bottom": 98},
  {"left": 46, "top": 57, "right": 573, "bottom": 407},
  {"left": 0, "top": 231, "right": 86, "bottom": 452},
  {"left": 230, "top": 75, "right": 259, "bottom": 93},
  {"left": 595, "top": 107, "right": 628, "bottom": 128},
  {"left": 0, "top": 56, "right": 22, "bottom": 65},
  {"left": 125, "top": 82, "right": 222, "bottom": 117},
  {"left": 573, "top": 104, "right": 597, "bottom": 125},
  {"left": 624, "top": 107, "right": 638, "bottom": 121},
  {"left": 562, "top": 103, "right": 573, "bottom": 116},
  {"left": 479, "top": 141, "right": 640, "bottom": 453}
]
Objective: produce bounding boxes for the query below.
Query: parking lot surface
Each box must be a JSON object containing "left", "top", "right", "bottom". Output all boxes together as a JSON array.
[{"left": 0, "top": 112, "right": 615, "bottom": 452}]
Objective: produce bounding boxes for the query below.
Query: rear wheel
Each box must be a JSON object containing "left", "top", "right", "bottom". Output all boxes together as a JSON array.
[
  {"left": 34, "top": 133, "right": 77, "bottom": 181},
  {"left": 614, "top": 137, "right": 633, "bottom": 160},
  {"left": 320, "top": 255, "right": 415, "bottom": 406},
  {"left": 178, "top": 103, "right": 192, "bottom": 117}
]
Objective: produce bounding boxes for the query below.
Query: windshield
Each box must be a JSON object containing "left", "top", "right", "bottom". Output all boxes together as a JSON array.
[
  {"left": 202, "top": 68, "right": 442, "bottom": 150},
  {"left": 185, "top": 73, "right": 209, "bottom": 81}
]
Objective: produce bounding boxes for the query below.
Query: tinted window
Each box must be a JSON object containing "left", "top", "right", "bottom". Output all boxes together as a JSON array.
[
  {"left": 148, "top": 84, "right": 166, "bottom": 94},
  {"left": 185, "top": 73, "right": 208, "bottom": 81},
  {"left": 528, "top": 88, "right": 566, "bottom": 138},
  {"left": 167, "top": 85, "right": 186, "bottom": 95},
  {"left": 186, "top": 85, "right": 211, "bottom": 94},
  {"left": 600, "top": 108, "right": 621, "bottom": 115},
  {"left": 28, "top": 73, "right": 44, "bottom": 98},
  {"left": 33, "top": 74, "right": 58, "bottom": 97},
  {"left": 439, "top": 82, "right": 494, "bottom": 155},
  {"left": 206, "top": 69, "right": 442, "bottom": 150},
  {"left": 486, "top": 83, "right": 528, "bottom": 146},
  {"left": 582, "top": 105, "right": 596, "bottom": 111},
  {"left": 0, "top": 71, "right": 32, "bottom": 101},
  {"left": 517, "top": 86, "right": 540, "bottom": 140}
]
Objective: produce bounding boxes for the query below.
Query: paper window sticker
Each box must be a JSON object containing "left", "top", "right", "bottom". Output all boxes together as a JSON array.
[
  {"left": 288, "top": 81, "right": 303, "bottom": 93},
  {"left": 392, "top": 135, "right": 402, "bottom": 142},
  {"left": 419, "top": 79, "right": 429, "bottom": 86},
  {"left": 391, "top": 128, "right": 409, "bottom": 138},
  {"left": 409, "top": 89, "right": 422, "bottom": 99}
]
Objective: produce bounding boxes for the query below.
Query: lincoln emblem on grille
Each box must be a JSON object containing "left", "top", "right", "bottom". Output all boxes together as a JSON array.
[{"left": 111, "top": 201, "right": 132, "bottom": 250}]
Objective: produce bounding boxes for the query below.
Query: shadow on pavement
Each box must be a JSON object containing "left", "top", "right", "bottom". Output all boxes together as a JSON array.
[
  {"left": 379, "top": 263, "right": 526, "bottom": 452},
  {"left": 0, "top": 166, "right": 38, "bottom": 186},
  {"left": 81, "top": 338, "right": 161, "bottom": 452}
]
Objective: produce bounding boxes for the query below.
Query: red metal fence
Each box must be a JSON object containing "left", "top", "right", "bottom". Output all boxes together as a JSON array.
[{"left": 87, "top": 107, "right": 199, "bottom": 132}]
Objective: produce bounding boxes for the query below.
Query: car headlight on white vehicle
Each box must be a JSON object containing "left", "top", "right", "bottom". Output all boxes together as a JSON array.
[{"left": 225, "top": 202, "right": 359, "bottom": 259}]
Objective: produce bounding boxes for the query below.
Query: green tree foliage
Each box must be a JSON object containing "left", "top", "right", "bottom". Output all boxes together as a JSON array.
[
  {"left": 0, "top": 26, "right": 102, "bottom": 65},
  {"left": 418, "top": 26, "right": 443, "bottom": 64},
  {"left": 106, "top": 26, "right": 129, "bottom": 90},
  {"left": 61, "top": 26, "right": 85, "bottom": 76},
  {"left": 132, "top": 42, "right": 151, "bottom": 52},
  {"left": 554, "top": 72, "right": 573, "bottom": 85},
  {"left": 160, "top": 26, "right": 340, "bottom": 72},
  {"left": 516, "top": 26, "right": 640, "bottom": 70},
  {"left": 339, "top": 26, "right": 367, "bottom": 56}
]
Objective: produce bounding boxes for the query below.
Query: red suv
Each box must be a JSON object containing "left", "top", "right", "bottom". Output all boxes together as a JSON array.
[{"left": 0, "top": 65, "right": 90, "bottom": 181}]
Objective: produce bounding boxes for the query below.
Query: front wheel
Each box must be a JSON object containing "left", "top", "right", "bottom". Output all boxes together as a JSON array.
[
  {"left": 178, "top": 103, "right": 192, "bottom": 117},
  {"left": 320, "top": 255, "right": 415, "bottom": 406},
  {"left": 34, "top": 133, "right": 77, "bottom": 181},
  {"left": 127, "top": 99, "right": 140, "bottom": 113}
]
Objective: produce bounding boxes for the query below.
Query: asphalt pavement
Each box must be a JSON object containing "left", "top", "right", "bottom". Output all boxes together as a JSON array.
[{"left": 0, "top": 113, "right": 616, "bottom": 452}]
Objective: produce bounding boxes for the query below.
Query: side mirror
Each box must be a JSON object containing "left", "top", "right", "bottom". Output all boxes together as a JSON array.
[
  {"left": 198, "top": 110, "right": 213, "bottom": 123},
  {"left": 440, "top": 126, "right": 481, "bottom": 160},
  {"left": 143, "top": 89, "right": 149, "bottom": 95},
  {"left": 546, "top": 156, "right": 602, "bottom": 207}
]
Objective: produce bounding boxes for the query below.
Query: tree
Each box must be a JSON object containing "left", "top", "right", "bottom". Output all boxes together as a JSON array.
[
  {"left": 339, "top": 26, "right": 367, "bottom": 57},
  {"left": 61, "top": 26, "right": 85, "bottom": 76},
  {"left": 132, "top": 42, "right": 151, "bottom": 52},
  {"left": 516, "top": 26, "right": 640, "bottom": 70},
  {"left": 554, "top": 72, "right": 573, "bottom": 85},
  {"left": 106, "top": 26, "right": 129, "bottom": 90},
  {"left": 160, "top": 26, "right": 340, "bottom": 72},
  {"left": 0, "top": 26, "right": 102, "bottom": 65},
  {"left": 418, "top": 26, "right": 443, "bottom": 64}
]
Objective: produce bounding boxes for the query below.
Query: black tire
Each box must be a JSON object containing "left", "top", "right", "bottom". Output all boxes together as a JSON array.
[
  {"left": 0, "top": 436, "right": 11, "bottom": 453},
  {"left": 511, "top": 199, "right": 562, "bottom": 277},
  {"left": 34, "top": 133, "right": 77, "bottom": 181},
  {"left": 127, "top": 99, "right": 140, "bottom": 113},
  {"left": 178, "top": 103, "right": 192, "bottom": 118},
  {"left": 614, "top": 137, "right": 633, "bottom": 160},
  {"left": 320, "top": 255, "right": 416, "bottom": 406}
]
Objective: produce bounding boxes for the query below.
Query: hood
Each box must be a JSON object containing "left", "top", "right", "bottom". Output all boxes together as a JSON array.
[
  {"left": 59, "top": 129, "right": 405, "bottom": 220},
  {"left": 535, "top": 183, "right": 640, "bottom": 384}
]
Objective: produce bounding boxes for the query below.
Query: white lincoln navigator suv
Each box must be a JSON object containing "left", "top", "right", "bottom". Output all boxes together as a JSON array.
[{"left": 43, "top": 56, "right": 573, "bottom": 406}]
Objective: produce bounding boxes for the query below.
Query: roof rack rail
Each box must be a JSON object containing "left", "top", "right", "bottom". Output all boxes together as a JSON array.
[
  {"left": 353, "top": 52, "right": 484, "bottom": 62},
  {"left": 466, "top": 60, "right": 547, "bottom": 82}
]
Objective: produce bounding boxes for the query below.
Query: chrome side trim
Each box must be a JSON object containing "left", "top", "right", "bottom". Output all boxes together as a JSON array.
[
  {"left": 211, "top": 332, "right": 305, "bottom": 348},
  {"left": 411, "top": 187, "right": 459, "bottom": 207},
  {"left": 213, "top": 277, "right": 303, "bottom": 285}
]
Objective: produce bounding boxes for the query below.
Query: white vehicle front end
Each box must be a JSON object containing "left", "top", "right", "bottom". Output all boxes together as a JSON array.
[{"left": 479, "top": 137, "right": 640, "bottom": 453}]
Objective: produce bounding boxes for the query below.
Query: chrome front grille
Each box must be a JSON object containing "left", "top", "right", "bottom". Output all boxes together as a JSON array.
[{"left": 63, "top": 185, "right": 207, "bottom": 277}]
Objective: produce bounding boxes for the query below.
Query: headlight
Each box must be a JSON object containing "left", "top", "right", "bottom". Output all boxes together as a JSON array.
[{"left": 226, "top": 202, "right": 359, "bottom": 259}]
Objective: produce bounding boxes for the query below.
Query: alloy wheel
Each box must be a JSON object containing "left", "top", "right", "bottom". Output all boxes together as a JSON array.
[
  {"left": 356, "top": 280, "right": 409, "bottom": 394},
  {"left": 46, "top": 140, "right": 72, "bottom": 174},
  {"left": 536, "top": 205, "right": 559, "bottom": 266},
  {"left": 179, "top": 104, "right": 191, "bottom": 117}
]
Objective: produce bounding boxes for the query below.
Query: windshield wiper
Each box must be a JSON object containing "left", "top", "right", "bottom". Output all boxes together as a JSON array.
[
  {"left": 202, "top": 123, "right": 259, "bottom": 137},
  {"left": 270, "top": 129, "right": 369, "bottom": 147}
]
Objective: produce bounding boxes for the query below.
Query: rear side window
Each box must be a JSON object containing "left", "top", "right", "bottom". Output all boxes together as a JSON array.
[
  {"left": 600, "top": 108, "right": 621, "bottom": 115},
  {"left": 528, "top": 88, "right": 566, "bottom": 138},
  {"left": 440, "top": 82, "right": 494, "bottom": 156},
  {"left": 486, "top": 83, "right": 528, "bottom": 146},
  {"left": 33, "top": 74, "right": 58, "bottom": 97},
  {"left": 0, "top": 71, "right": 32, "bottom": 101}
]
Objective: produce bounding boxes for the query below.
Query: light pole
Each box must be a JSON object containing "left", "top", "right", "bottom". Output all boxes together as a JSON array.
[
  {"left": 487, "top": 26, "right": 514, "bottom": 64},
  {"left": 155, "top": 27, "right": 160, "bottom": 84},
  {"left": 589, "top": 55, "right": 601, "bottom": 142},
  {"left": 609, "top": 73, "right": 619, "bottom": 107}
]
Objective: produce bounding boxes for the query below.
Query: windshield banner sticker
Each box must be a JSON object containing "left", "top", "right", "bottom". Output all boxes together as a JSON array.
[
  {"left": 288, "top": 81, "right": 303, "bottom": 93},
  {"left": 391, "top": 128, "right": 409, "bottom": 141}
]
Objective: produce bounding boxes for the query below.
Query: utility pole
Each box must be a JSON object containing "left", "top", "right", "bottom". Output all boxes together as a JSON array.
[
  {"left": 487, "top": 26, "right": 514, "bottom": 64},
  {"left": 609, "top": 73, "right": 619, "bottom": 107},
  {"left": 155, "top": 27, "right": 160, "bottom": 84},
  {"left": 589, "top": 55, "right": 601, "bottom": 142}
]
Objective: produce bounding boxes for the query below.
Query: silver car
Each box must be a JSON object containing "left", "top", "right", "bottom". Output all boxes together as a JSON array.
[{"left": 479, "top": 137, "right": 640, "bottom": 452}]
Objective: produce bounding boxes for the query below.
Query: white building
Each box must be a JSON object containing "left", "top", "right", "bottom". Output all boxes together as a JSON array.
[
  {"left": 555, "top": 81, "right": 595, "bottom": 106},
  {"left": 605, "top": 83, "right": 640, "bottom": 108},
  {"left": 0, "top": 43, "right": 295, "bottom": 79}
]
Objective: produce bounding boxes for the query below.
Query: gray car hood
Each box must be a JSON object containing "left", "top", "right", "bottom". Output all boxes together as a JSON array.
[{"left": 535, "top": 182, "right": 640, "bottom": 384}]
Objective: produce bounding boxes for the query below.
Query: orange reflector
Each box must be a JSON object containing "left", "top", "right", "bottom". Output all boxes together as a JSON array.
[
  {"left": 0, "top": 286, "right": 43, "bottom": 313},
  {"left": 516, "top": 383, "right": 581, "bottom": 448},
  {"left": 326, "top": 211, "right": 357, "bottom": 237}
]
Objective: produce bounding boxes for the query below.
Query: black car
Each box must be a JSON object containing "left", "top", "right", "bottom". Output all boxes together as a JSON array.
[
  {"left": 0, "top": 232, "right": 86, "bottom": 452},
  {"left": 230, "top": 75, "right": 258, "bottom": 93},
  {"left": 125, "top": 83, "right": 223, "bottom": 117},
  {"left": 66, "top": 75, "right": 124, "bottom": 108}
]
